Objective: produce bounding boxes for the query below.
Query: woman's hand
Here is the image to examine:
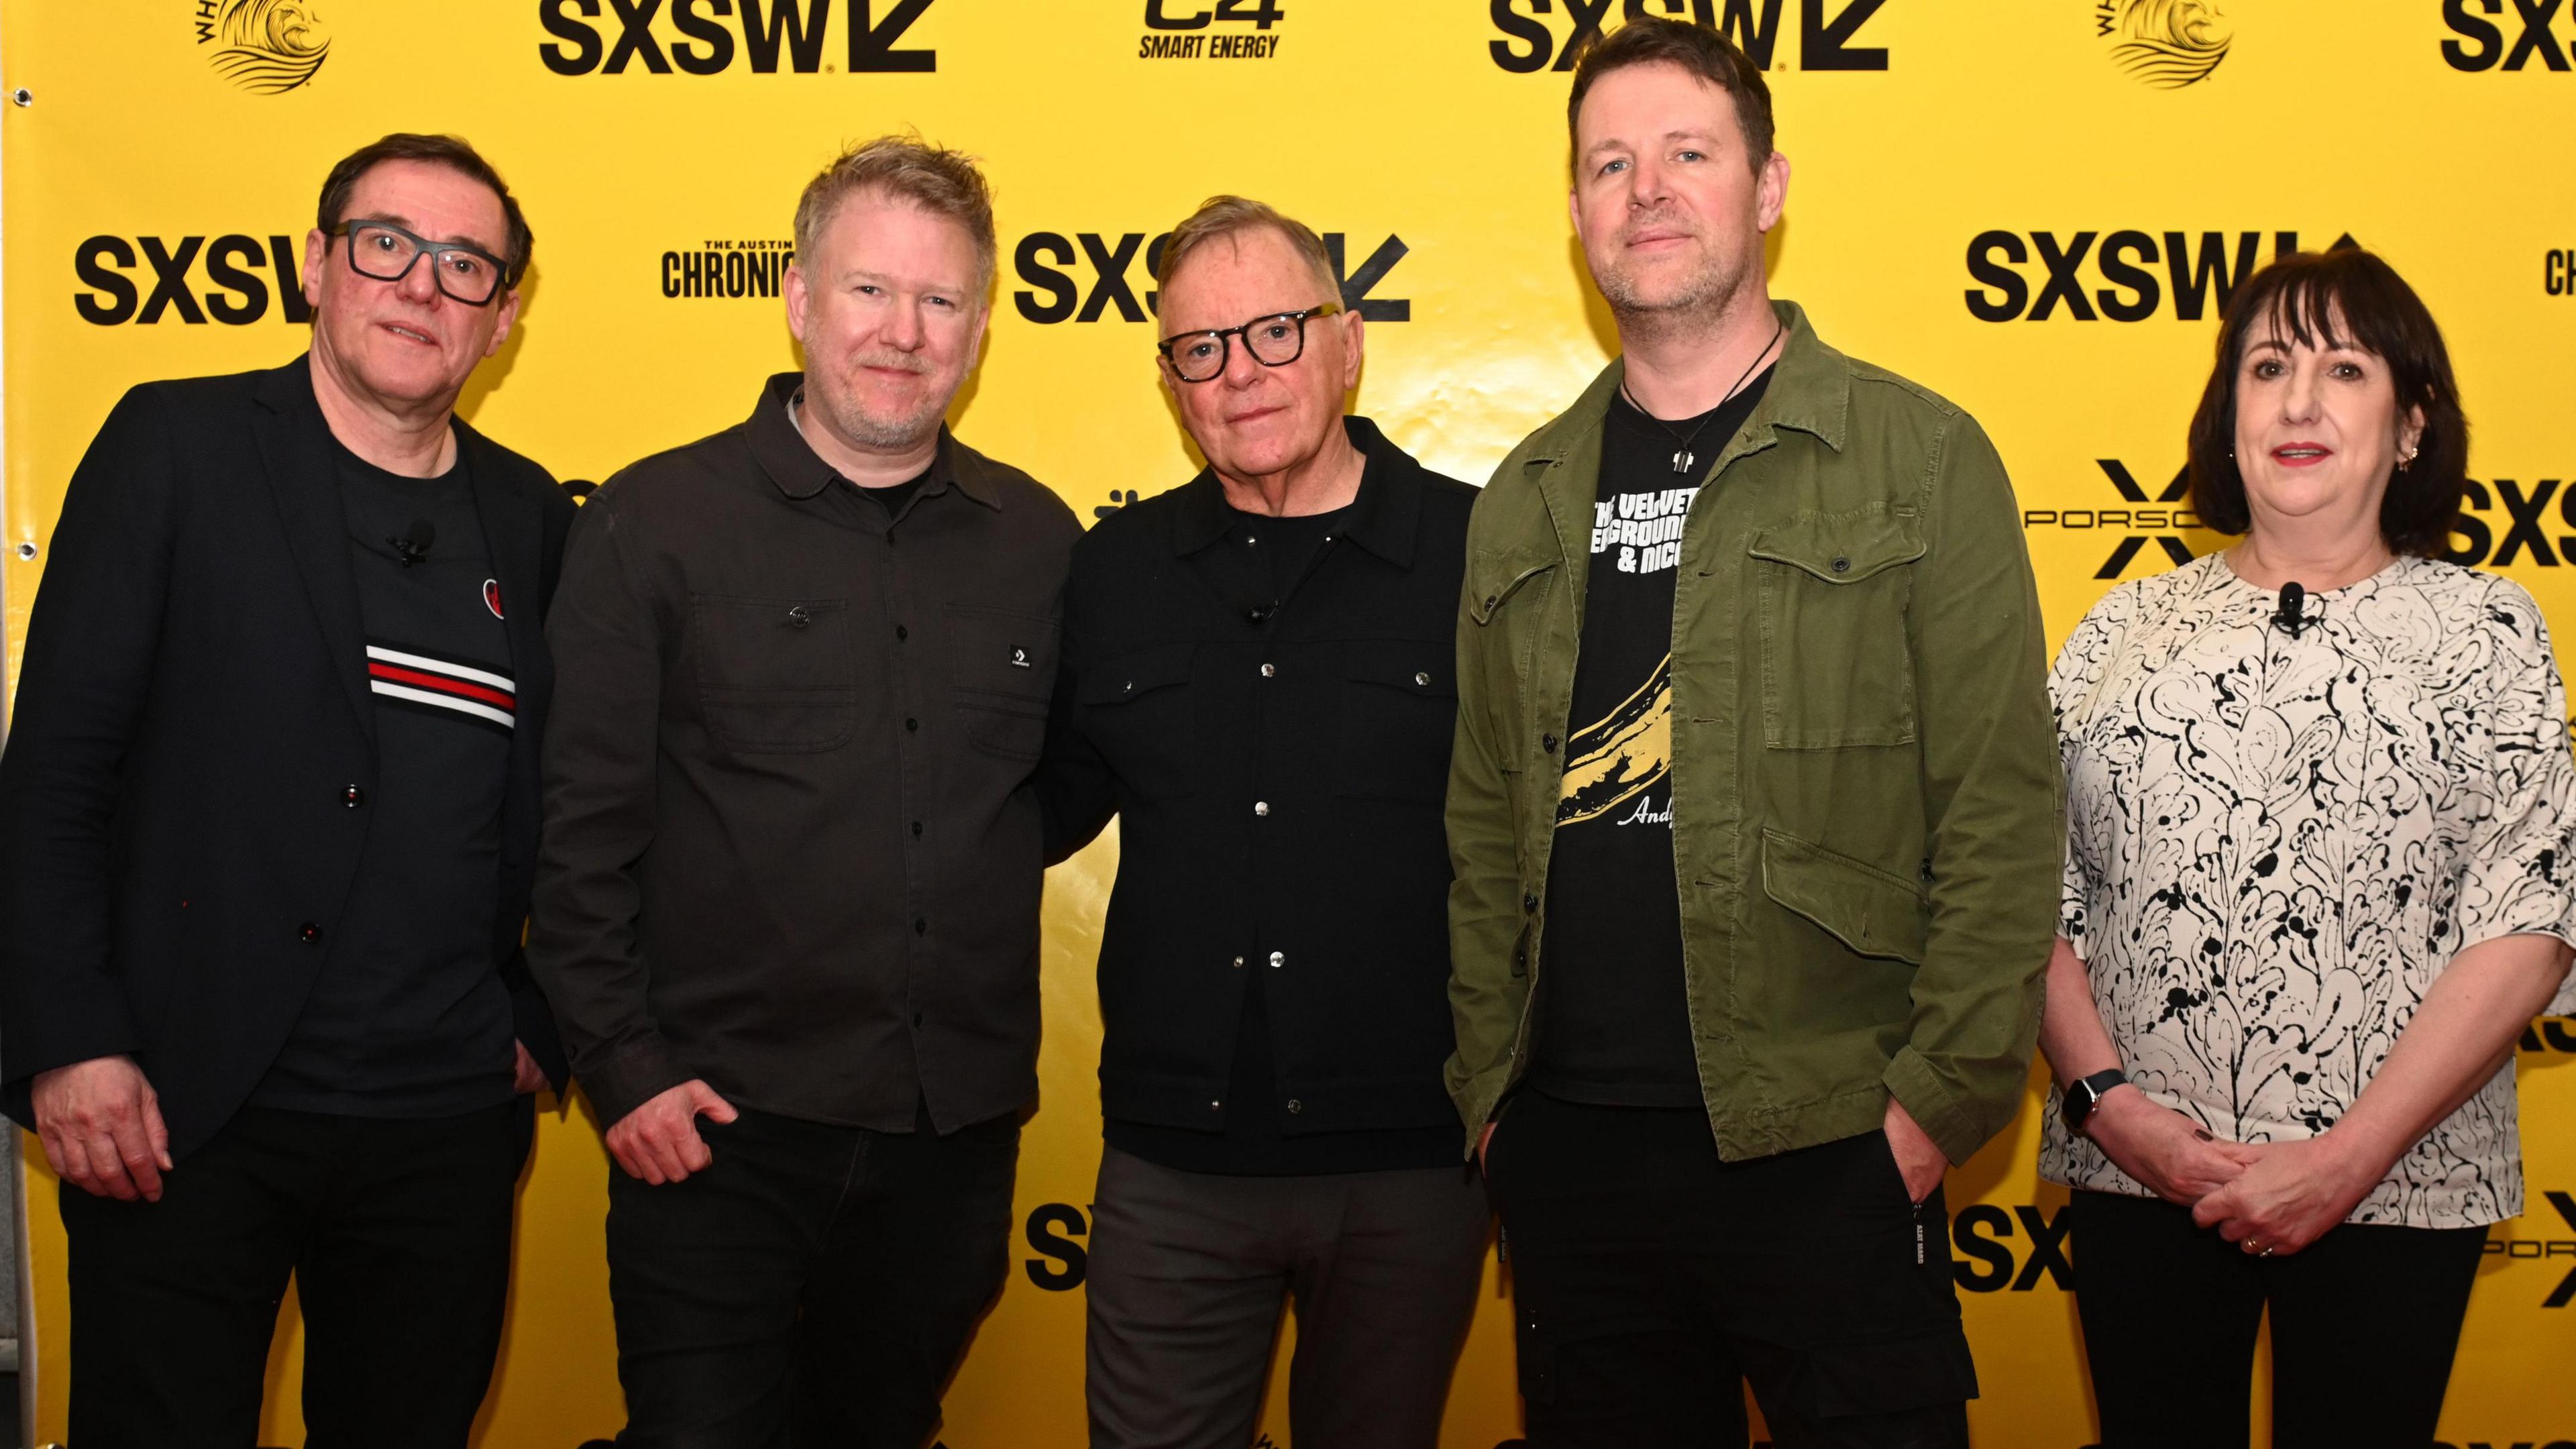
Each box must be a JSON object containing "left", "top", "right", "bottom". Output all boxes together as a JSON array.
[
  {"left": 2082, "top": 1089, "right": 2262, "bottom": 1205},
  {"left": 2190, "top": 1134, "right": 2385, "bottom": 1257}
]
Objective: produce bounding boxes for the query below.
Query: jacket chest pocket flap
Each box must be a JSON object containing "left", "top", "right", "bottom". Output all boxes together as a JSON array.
[
  {"left": 1761, "top": 828, "right": 1928, "bottom": 965},
  {"left": 1080, "top": 641, "right": 1198, "bottom": 799},
  {"left": 947, "top": 604, "right": 1057, "bottom": 761},
  {"left": 1340, "top": 639, "right": 1458, "bottom": 803},
  {"left": 1748, "top": 507, "right": 1924, "bottom": 749},
  {"left": 693, "top": 594, "right": 856, "bottom": 753}
]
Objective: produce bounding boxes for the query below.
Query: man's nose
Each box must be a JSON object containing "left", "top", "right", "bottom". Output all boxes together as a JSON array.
[
  {"left": 397, "top": 251, "right": 441, "bottom": 305},
  {"left": 1219, "top": 333, "right": 1265, "bottom": 389},
  {"left": 882, "top": 301, "right": 928, "bottom": 352}
]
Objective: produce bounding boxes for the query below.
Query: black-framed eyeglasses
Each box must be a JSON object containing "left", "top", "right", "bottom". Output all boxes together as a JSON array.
[
  {"left": 333, "top": 220, "right": 509, "bottom": 306},
  {"left": 1157, "top": 303, "right": 1343, "bottom": 384}
]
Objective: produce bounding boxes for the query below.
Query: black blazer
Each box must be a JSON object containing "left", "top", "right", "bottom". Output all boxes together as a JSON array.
[{"left": 0, "top": 358, "right": 574, "bottom": 1161}]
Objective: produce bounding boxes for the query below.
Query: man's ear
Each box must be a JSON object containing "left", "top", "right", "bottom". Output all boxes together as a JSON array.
[{"left": 784, "top": 262, "right": 811, "bottom": 347}]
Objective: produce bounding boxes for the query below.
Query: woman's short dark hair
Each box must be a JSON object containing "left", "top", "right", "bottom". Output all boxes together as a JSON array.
[
  {"left": 316, "top": 133, "right": 534, "bottom": 288},
  {"left": 1565, "top": 17, "right": 1774, "bottom": 173},
  {"left": 2185, "top": 248, "right": 2466, "bottom": 558}
]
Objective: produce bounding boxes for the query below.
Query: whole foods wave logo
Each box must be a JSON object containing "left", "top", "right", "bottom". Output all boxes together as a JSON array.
[
  {"left": 195, "top": 0, "right": 330, "bottom": 95},
  {"left": 2097, "top": 0, "right": 2231, "bottom": 88}
]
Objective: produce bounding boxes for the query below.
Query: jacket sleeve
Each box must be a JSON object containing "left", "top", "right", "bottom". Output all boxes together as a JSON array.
[
  {"left": 1443, "top": 490, "right": 1532, "bottom": 1152},
  {"left": 1032, "top": 572, "right": 1117, "bottom": 867},
  {"left": 525, "top": 481, "right": 689, "bottom": 1126},
  {"left": 1885, "top": 416, "right": 2063, "bottom": 1165},
  {"left": 511, "top": 477, "right": 584, "bottom": 1093},
  {"left": 0, "top": 388, "right": 185, "bottom": 1103}
]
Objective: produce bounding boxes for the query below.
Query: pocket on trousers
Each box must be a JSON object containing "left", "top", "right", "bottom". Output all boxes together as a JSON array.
[{"left": 1788, "top": 1324, "right": 1980, "bottom": 1420}]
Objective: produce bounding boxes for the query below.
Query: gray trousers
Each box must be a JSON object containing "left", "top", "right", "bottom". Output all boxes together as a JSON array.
[{"left": 1085, "top": 1146, "right": 1492, "bottom": 1449}]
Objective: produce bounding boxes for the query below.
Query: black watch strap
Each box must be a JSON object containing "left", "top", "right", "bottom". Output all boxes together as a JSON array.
[{"left": 2061, "top": 1067, "right": 2130, "bottom": 1136}]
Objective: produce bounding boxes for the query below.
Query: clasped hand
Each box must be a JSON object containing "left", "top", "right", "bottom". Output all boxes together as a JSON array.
[{"left": 2086, "top": 1091, "right": 2376, "bottom": 1257}]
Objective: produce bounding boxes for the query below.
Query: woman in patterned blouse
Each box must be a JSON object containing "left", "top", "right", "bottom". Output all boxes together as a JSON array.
[{"left": 2039, "top": 248, "right": 2576, "bottom": 1448}]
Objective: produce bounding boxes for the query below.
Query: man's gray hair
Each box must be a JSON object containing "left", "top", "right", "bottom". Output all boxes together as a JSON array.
[{"left": 1152, "top": 195, "right": 1341, "bottom": 305}]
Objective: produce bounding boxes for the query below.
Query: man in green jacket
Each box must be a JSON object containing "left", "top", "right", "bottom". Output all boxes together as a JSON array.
[{"left": 1449, "top": 17, "right": 2061, "bottom": 1446}]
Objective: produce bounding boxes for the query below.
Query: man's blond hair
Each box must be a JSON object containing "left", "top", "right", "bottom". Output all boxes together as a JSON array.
[
  {"left": 1152, "top": 195, "right": 1340, "bottom": 305},
  {"left": 794, "top": 135, "right": 997, "bottom": 294}
]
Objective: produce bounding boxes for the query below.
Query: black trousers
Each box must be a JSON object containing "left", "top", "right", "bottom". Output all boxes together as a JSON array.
[
  {"left": 2068, "top": 1189, "right": 2487, "bottom": 1449},
  {"left": 58, "top": 1099, "right": 531, "bottom": 1449},
  {"left": 606, "top": 1102, "right": 1021, "bottom": 1449},
  {"left": 1084, "top": 1146, "right": 1491, "bottom": 1448},
  {"left": 1485, "top": 1091, "right": 1974, "bottom": 1449}
]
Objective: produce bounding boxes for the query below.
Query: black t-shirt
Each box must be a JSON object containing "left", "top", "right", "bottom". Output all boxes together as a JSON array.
[
  {"left": 253, "top": 435, "right": 519, "bottom": 1116},
  {"left": 1532, "top": 368, "right": 1773, "bottom": 1108}
]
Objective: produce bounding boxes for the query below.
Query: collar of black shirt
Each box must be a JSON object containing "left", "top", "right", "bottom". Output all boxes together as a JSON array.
[
  {"left": 745, "top": 370, "right": 1000, "bottom": 512},
  {"left": 1169, "top": 415, "right": 1421, "bottom": 567}
]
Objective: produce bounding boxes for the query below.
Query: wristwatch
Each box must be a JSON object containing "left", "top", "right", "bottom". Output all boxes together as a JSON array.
[{"left": 2061, "top": 1068, "right": 2130, "bottom": 1137}]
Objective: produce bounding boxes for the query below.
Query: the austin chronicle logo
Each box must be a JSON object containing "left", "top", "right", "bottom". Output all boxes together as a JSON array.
[
  {"left": 196, "top": 0, "right": 330, "bottom": 94},
  {"left": 2098, "top": 0, "right": 2231, "bottom": 88}
]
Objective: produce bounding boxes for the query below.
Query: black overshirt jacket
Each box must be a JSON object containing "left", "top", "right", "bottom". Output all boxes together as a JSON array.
[
  {"left": 529, "top": 374, "right": 1080, "bottom": 1134},
  {"left": 1039, "top": 418, "right": 1474, "bottom": 1157}
]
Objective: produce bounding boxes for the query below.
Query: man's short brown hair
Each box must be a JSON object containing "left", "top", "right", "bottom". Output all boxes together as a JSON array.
[
  {"left": 1566, "top": 16, "right": 1776, "bottom": 173},
  {"left": 1151, "top": 195, "right": 1340, "bottom": 306},
  {"left": 317, "top": 133, "right": 533, "bottom": 287},
  {"left": 793, "top": 136, "right": 998, "bottom": 294}
]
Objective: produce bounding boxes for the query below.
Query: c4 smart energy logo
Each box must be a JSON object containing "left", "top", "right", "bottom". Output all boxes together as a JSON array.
[
  {"left": 1138, "top": 0, "right": 1283, "bottom": 60},
  {"left": 2442, "top": 0, "right": 2574, "bottom": 72},
  {"left": 1489, "top": 0, "right": 1890, "bottom": 74},
  {"left": 537, "top": 0, "right": 936, "bottom": 75},
  {"left": 195, "top": 0, "right": 329, "bottom": 94},
  {"left": 2096, "top": 0, "right": 2231, "bottom": 88}
]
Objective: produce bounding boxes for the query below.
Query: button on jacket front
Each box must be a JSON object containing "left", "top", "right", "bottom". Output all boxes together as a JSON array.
[{"left": 529, "top": 373, "right": 1080, "bottom": 1133}]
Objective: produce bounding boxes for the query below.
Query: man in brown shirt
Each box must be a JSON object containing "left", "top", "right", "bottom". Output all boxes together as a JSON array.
[{"left": 529, "top": 137, "right": 1077, "bottom": 1448}]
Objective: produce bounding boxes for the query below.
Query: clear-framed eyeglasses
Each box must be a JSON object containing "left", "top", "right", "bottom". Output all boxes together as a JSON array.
[
  {"left": 334, "top": 219, "right": 510, "bottom": 307},
  {"left": 1157, "top": 303, "right": 1344, "bottom": 384}
]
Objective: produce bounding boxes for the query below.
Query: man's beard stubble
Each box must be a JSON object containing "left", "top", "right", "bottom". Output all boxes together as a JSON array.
[
  {"left": 809, "top": 355, "right": 950, "bottom": 453},
  {"left": 1594, "top": 220, "right": 1758, "bottom": 347}
]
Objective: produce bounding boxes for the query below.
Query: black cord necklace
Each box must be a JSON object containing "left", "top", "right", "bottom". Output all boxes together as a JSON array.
[{"left": 1619, "top": 317, "right": 1786, "bottom": 476}]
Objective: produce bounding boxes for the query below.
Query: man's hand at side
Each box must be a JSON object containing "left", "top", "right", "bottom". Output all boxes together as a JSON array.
[
  {"left": 33, "top": 1055, "right": 172, "bottom": 1202},
  {"left": 1884, "top": 1097, "right": 1949, "bottom": 1203},
  {"left": 604, "top": 1079, "right": 739, "bottom": 1185},
  {"left": 511, "top": 1040, "right": 548, "bottom": 1096}
]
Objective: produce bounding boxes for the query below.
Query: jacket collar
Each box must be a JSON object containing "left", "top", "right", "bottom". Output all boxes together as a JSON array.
[
  {"left": 1520, "top": 299, "right": 1852, "bottom": 470},
  {"left": 745, "top": 371, "right": 994, "bottom": 508},
  {"left": 1169, "top": 415, "right": 1424, "bottom": 566}
]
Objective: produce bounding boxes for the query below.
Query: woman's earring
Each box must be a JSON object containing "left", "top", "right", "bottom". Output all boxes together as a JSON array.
[{"left": 2399, "top": 446, "right": 2419, "bottom": 473}]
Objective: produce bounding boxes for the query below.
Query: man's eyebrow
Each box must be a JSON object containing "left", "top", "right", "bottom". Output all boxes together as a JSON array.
[{"left": 352, "top": 211, "right": 502, "bottom": 253}]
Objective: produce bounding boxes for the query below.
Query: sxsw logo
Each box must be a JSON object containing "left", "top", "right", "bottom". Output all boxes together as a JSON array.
[
  {"left": 1489, "top": 0, "right": 1890, "bottom": 73},
  {"left": 72, "top": 233, "right": 313, "bottom": 326},
  {"left": 1024, "top": 1201, "right": 1091, "bottom": 1289},
  {"left": 1964, "top": 229, "right": 2357, "bottom": 323},
  {"left": 1951, "top": 1203, "right": 2075, "bottom": 1293},
  {"left": 2441, "top": 0, "right": 2574, "bottom": 71},
  {"left": 2023, "top": 461, "right": 2204, "bottom": 580},
  {"left": 537, "top": 0, "right": 936, "bottom": 74},
  {"left": 2441, "top": 476, "right": 2576, "bottom": 571},
  {"left": 1012, "top": 230, "right": 1412, "bottom": 324}
]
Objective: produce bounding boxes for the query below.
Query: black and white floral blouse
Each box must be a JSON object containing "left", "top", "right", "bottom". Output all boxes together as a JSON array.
[{"left": 2043, "top": 553, "right": 2576, "bottom": 1228}]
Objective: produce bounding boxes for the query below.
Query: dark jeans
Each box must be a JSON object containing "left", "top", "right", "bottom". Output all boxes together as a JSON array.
[
  {"left": 1085, "top": 1146, "right": 1491, "bottom": 1448},
  {"left": 2068, "top": 1189, "right": 2487, "bottom": 1449},
  {"left": 606, "top": 1101, "right": 1020, "bottom": 1449},
  {"left": 58, "top": 1099, "right": 531, "bottom": 1449},
  {"left": 1485, "top": 1091, "right": 1974, "bottom": 1449}
]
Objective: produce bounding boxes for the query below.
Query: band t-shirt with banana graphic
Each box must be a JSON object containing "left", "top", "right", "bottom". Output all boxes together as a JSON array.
[{"left": 1531, "top": 371, "right": 1772, "bottom": 1108}]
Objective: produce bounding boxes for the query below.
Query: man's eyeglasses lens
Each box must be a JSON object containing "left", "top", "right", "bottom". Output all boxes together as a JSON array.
[
  {"left": 341, "top": 222, "right": 504, "bottom": 306},
  {"left": 1163, "top": 309, "right": 1332, "bottom": 383}
]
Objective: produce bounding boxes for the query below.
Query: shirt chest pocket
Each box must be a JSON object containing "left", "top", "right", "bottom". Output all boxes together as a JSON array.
[
  {"left": 692, "top": 594, "right": 857, "bottom": 753},
  {"left": 1338, "top": 640, "right": 1460, "bottom": 803},
  {"left": 1748, "top": 506, "right": 1925, "bottom": 750},
  {"left": 1079, "top": 641, "right": 1199, "bottom": 801},
  {"left": 947, "top": 604, "right": 1057, "bottom": 762}
]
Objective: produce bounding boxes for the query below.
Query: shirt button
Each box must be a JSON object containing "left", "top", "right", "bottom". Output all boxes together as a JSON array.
[
  {"left": 1121, "top": 680, "right": 1135, "bottom": 694},
  {"left": 914, "top": 917, "right": 928, "bottom": 934},
  {"left": 1831, "top": 556, "right": 1851, "bottom": 574},
  {"left": 896, "top": 625, "right": 909, "bottom": 641},
  {"left": 297, "top": 922, "right": 322, "bottom": 945},
  {"left": 1232, "top": 955, "right": 1246, "bottom": 969},
  {"left": 912, "top": 821, "right": 924, "bottom": 838},
  {"left": 905, "top": 718, "right": 919, "bottom": 732},
  {"left": 1542, "top": 733, "right": 1559, "bottom": 753},
  {"left": 1259, "top": 663, "right": 1276, "bottom": 678},
  {"left": 912, "top": 1012, "right": 924, "bottom": 1028},
  {"left": 341, "top": 785, "right": 364, "bottom": 808},
  {"left": 1523, "top": 892, "right": 1540, "bottom": 913},
  {"left": 1414, "top": 672, "right": 1430, "bottom": 687},
  {"left": 1269, "top": 951, "right": 1285, "bottom": 969},
  {"left": 1210, "top": 1099, "right": 1223, "bottom": 1111},
  {"left": 1285, "top": 1099, "right": 1303, "bottom": 1115},
  {"left": 1253, "top": 801, "right": 1269, "bottom": 817},
  {"left": 788, "top": 605, "right": 812, "bottom": 628}
]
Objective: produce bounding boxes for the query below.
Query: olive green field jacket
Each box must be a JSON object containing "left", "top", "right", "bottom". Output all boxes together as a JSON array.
[{"left": 1444, "top": 302, "right": 2062, "bottom": 1165}]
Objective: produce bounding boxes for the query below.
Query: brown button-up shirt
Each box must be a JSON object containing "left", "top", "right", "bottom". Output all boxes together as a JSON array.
[{"left": 529, "top": 374, "right": 1079, "bottom": 1132}]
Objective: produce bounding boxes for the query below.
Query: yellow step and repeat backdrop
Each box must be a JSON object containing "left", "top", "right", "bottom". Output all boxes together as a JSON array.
[{"left": 4, "top": 1, "right": 2575, "bottom": 1446}]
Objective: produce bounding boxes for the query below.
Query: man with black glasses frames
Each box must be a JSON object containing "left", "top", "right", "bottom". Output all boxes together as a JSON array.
[
  {"left": 0, "top": 132, "right": 571, "bottom": 1448},
  {"left": 1038, "top": 195, "right": 1489, "bottom": 1448}
]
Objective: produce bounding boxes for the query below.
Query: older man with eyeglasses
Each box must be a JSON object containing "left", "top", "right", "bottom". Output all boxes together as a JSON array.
[
  {"left": 1036, "top": 196, "right": 1489, "bottom": 1449},
  {"left": 1, "top": 132, "right": 569, "bottom": 1448}
]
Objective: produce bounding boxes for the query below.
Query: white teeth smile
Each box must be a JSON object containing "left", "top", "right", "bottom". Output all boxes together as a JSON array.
[
  {"left": 2277, "top": 448, "right": 2327, "bottom": 459},
  {"left": 388, "top": 326, "right": 433, "bottom": 343}
]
